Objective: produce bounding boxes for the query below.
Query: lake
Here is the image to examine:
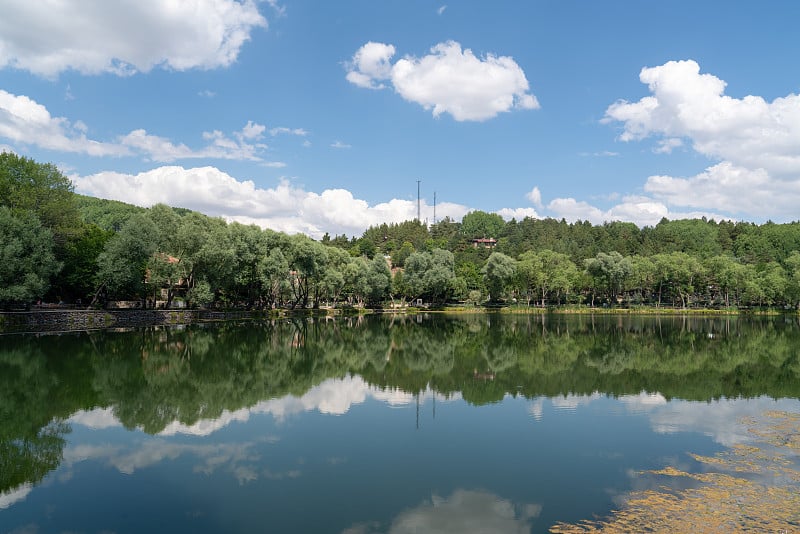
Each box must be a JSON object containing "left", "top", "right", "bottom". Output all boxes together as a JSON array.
[{"left": 1, "top": 313, "right": 799, "bottom": 533}]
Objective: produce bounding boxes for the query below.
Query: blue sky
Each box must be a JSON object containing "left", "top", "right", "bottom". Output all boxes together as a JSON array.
[{"left": 1, "top": 0, "right": 799, "bottom": 238}]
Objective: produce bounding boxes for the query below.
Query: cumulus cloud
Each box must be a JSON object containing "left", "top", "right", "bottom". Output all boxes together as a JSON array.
[
  {"left": 0, "top": 0, "right": 267, "bottom": 77},
  {"left": 545, "top": 194, "right": 722, "bottom": 227},
  {"left": 618, "top": 394, "right": 800, "bottom": 448},
  {"left": 70, "top": 160, "right": 732, "bottom": 236},
  {"left": 643, "top": 162, "right": 800, "bottom": 217},
  {"left": 71, "top": 160, "right": 728, "bottom": 238},
  {"left": 0, "top": 483, "right": 32, "bottom": 510},
  {"left": 63, "top": 439, "right": 269, "bottom": 485},
  {"left": 496, "top": 207, "right": 540, "bottom": 220},
  {"left": 0, "top": 89, "right": 129, "bottom": 156},
  {"left": 383, "top": 489, "right": 540, "bottom": 533},
  {"left": 345, "top": 42, "right": 397, "bottom": 90},
  {"left": 347, "top": 40, "right": 539, "bottom": 121},
  {"left": 604, "top": 59, "right": 800, "bottom": 220},
  {"left": 0, "top": 89, "right": 269, "bottom": 162},
  {"left": 526, "top": 186, "right": 543, "bottom": 208},
  {"left": 72, "top": 165, "right": 472, "bottom": 238},
  {"left": 69, "top": 407, "right": 122, "bottom": 430},
  {"left": 157, "top": 376, "right": 457, "bottom": 436}
]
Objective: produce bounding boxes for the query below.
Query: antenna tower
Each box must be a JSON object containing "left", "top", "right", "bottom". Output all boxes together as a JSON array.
[{"left": 416, "top": 180, "right": 421, "bottom": 222}]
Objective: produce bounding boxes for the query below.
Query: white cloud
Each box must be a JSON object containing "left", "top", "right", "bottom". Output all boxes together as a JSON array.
[
  {"left": 544, "top": 194, "right": 723, "bottom": 227},
  {"left": 618, "top": 394, "right": 800, "bottom": 448},
  {"left": 497, "top": 207, "right": 540, "bottom": 220},
  {"left": 330, "top": 140, "right": 352, "bottom": 149},
  {"left": 579, "top": 150, "right": 619, "bottom": 157},
  {"left": 526, "top": 186, "right": 543, "bottom": 208},
  {"left": 0, "top": 0, "right": 267, "bottom": 77},
  {"left": 604, "top": 59, "right": 800, "bottom": 221},
  {"left": 546, "top": 197, "right": 606, "bottom": 223},
  {"left": 642, "top": 162, "right": 799, "bottom": 216},
  {"left": 345, "top": 42, "right": 397, "bottom": 90},
  {"left": 0, "top": 89, "right": 129, "bottom": 156},
  {"left": 71, "top": 161, "right": 733, "bottom": 236},
  {"left": 158, "top": 376, "right": 456, "bottom": 436},
  {"left": 121, "top": 123, "right": 266, "bottom": 162},
  {"left": 269, "top": 126, "right": 308, "bottom": 136},
  {"left": 606, "top": 59, "right": 800, "bottom": 173},
  {"left": 63, "top": 439, "right": 268, "bottom": 485},
  {"left": 0, "top": 483, "right": 32, "bottom": 510},
  {"left": 551, "top": 392, "right": 603, "bottom": 412},
  {"left": 384, "top": 489, "right": 540, "bottom": 533},
  {"left": 654, "top": 138, "right": 682, "bottom": 154},
  {"left": 238, "top": 120, "right": 266, "bottom": 140},
  {"left": 0, "top": 89, "right": 268, "bottom": 162},
  {"left": 119, "top": 130, "right": 197, "bottom": 161},
  {"left": 437, "top": 5, "right": 447, "bottom": 15},
  {"left": 69, "top": 407, "right": 122, "bottom": 430},
  {"left": 72, "top": 165, "right": 470, "bottom": 238},
  {"left": 347, "top": 41, "right": 539, "bottom": 121},
  {"left": 265, "top": 0, "right": 286, "bottom": 17}
]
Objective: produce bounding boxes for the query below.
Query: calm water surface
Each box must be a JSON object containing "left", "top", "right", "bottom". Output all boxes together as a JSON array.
[{"left": 1, "top": 314, "right": 799, "bottom": 533}]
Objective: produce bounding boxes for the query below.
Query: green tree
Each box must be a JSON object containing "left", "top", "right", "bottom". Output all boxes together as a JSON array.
[
  {"left": 461, "top": 210, "right": 506, "bottom": 238},
  {"left": 584, "top": 251, "right": 633, "bottom": 304},
  {"left": 516, "top": 250, "right": 578, "bottom": 306},
  {"left": 365, "top": 255, "right": 391, "bottom": 306},
  {"left": 403, "top": 249, "right": 456, "bottom": 304},
  {"left": 0, "top": 208, "right": 61, "bottom": 307},
  {"left": 95, "top": 213, "right": 159, "bottom": 301},
  {"left": 651, "top": 252, "right": 704, "bottom": 308},
  {"left": 289, "top": 235, "right": 329, "bottom": 308},
  {"left": 0, "top": 152, "right": 81, "bottom": 246},
  {"left": 482, "top": 252, "right": 516, "bottom": 302},
  {"left": 391, "top": 241, "right": 415, "bottom": 268},
  {"left": 50, "top": 223, "right": 112, "bottom": 303},
  {"left": 627, "top": 255, "right": 656, "bottom": 305},
  {"left": 785, "top": 251, "right": 800, "bottom": 309}
]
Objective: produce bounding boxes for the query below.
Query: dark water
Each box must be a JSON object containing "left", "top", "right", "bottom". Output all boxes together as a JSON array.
[{"left": 1, "top": 313, "right": 799, "bottom": 533}]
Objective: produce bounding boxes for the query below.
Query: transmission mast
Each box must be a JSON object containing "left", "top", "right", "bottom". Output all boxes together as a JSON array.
[{"left": 416, "top": 180, "right": 421, "bottom": 222}]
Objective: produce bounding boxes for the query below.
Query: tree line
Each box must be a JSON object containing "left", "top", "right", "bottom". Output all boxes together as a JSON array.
[{"left": 3, "top": 151, "right": 800, "bottom": 310}]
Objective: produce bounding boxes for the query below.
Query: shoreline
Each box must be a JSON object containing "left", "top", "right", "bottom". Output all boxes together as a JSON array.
[{"left": 1, "top": 305, "right": 794, "bottom": 334}]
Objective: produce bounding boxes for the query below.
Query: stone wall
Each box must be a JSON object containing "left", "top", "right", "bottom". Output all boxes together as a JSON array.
[{"left": 0, "top": 309, "right": 201, "bottom": 332}]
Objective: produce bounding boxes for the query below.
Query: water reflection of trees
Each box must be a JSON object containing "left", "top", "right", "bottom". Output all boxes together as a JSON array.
[{"left": 2, "top": 314, "right": 800, "bottom": 494}]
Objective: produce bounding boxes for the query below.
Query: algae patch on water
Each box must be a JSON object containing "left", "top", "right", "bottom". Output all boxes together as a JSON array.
[{"left": 550, "top": 411, "right": 800, "bottom": 533}]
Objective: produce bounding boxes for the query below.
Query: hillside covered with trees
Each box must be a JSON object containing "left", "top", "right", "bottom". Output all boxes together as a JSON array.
[{"left": 3, "top": 152, "right": 800, "bottom": 311}]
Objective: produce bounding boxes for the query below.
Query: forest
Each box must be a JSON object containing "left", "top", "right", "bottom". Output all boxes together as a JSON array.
[{"left": 3, "top": 151, "right": 800, "bottom": 311}]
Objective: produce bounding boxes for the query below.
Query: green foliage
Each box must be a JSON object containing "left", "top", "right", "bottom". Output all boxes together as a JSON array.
[
  {"left": 0, "top": 152, "right": 81, "bottom": 245},
  {"left": 391, "top": 241, "right": 415, "bottom": 267},
  {"left": 0, "top": 208, "right": 61, "bottom": 307},
  {"left": 74, "top": 195, "right": 145, "bottom": 231},
  {"left": 96, "top": 213, "right": 159, "bottom": 299},
  {"left": 461, "top": 210, "right": 506, "bottom": 238},
  {"left": 8, "top": 154, "right": 800, "bottom": 310},
  {"left": 403, "top": 249, "right": 456, "bottom": 304},
  {"left": 52, "top": 223, "right": 113, "bottom": 302},
  {"left": 585, "top": 251, "right": 633, "bottom": 301},
  {"left": 186, "top": 280, "right": 214, "bottom": 308},
  {"left": 482, "top": 251, "right": 516, "bottom": 301}
]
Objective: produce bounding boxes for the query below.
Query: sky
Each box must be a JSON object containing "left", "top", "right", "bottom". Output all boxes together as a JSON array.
[{"left": 1, "top": 0, "right": 799, "bottom": 239}]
